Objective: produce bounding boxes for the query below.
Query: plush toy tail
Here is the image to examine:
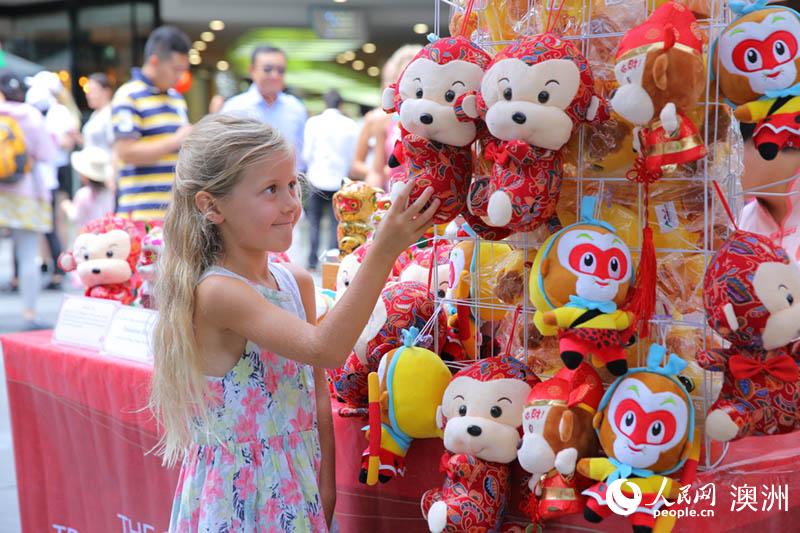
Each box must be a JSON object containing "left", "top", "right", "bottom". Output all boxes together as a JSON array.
[{"left": 366, "top": 371, "right": 382, "bottom": 486}]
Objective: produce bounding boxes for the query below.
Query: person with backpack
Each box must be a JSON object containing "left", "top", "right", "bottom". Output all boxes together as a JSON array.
[{"left": 0, "top": 69, "right": 58, "bottom": 329}]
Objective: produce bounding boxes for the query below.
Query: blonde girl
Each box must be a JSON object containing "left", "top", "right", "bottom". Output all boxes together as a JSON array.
[{"left": 151, "top": 114, "right": 438, "bottom": 532}]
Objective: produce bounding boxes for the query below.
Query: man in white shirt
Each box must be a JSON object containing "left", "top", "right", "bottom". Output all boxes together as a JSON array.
[{"left": 302, "top": 90, "right": 358, "bottom": 270}]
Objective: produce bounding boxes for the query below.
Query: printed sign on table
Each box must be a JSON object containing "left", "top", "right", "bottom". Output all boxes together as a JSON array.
[{"left": 53, "top": 295, "right": 119, "bottom": 350}]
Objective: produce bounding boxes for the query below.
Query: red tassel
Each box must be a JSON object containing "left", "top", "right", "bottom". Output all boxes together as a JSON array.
[{"left": 628, "top": 225, "right": 657, "bottom": 338}]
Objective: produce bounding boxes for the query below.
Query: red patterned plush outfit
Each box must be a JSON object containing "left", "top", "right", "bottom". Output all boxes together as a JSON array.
[
  {"left": 421, "top": 452, "right": 510, "bottom": 533},
  {"left": 700, "top": 229, "right": 800, "bottom": 439},
  {"left": 333, "top": 281, "right": 446, "bottom": 408},
  {"left": 470, "top": 139, "right": 561, "bottom": 232},
  {"left": 86, "top": 280, "right": 140, "bottom": 305},
  {"left": 389, "top": 134, "right": 472, "bottom": 224},
  {"left": 467, "top": 33, "right": 606, "bottom": 234}
]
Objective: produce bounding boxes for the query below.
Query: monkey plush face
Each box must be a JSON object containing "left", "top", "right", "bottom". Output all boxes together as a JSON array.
[
  {"left": 532, "top": 223, "right": 633, "bottom": 309},
  {"left": 715, "top": 7, "right": 800, "bottom": 104},
  {"left": 597, "top": 373, "right": 690, "bottom": 473}
]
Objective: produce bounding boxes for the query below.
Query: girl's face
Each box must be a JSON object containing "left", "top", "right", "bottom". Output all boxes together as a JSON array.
[
  {"left": 217, "top": 154, "right": 301, "bottom": 253},
  {"left": 742, "top": 140, "right": 800, "bottom": 196}
]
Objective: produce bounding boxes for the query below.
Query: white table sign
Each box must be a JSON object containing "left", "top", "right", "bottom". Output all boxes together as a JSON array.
[
  {"left": 102, "top": 306, "right": 158, "bottom": 364},
  {"left": 53, "top": 295, "right": 120, "bottom": 350}
]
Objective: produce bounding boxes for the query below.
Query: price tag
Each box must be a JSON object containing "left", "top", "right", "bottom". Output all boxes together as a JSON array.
[
  {"left": 102, "top": 306, "right": 158, "bottom": 364},
  {"left": 655, "top": 202, "right": 679, "bottom": 234},
  {"left": 53, "top": 295, "right": 119, "bottom": 350}
]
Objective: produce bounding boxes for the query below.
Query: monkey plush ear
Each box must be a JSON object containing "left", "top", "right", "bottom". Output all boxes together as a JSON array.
[
  {"left": 559, "top": 409, "right": 574, "bottom": 442},
  {"left": 382, "top": 85, "right": 398, "bottom": 113},
  {"left": 653, "top": 53, "right": 670, "bottom": 92},
  {"left": 435, "top": 405, "right": 446, "bottom": 432},
  {"left": 540, "top": 258, "right": 550, "bottom": 278},
  {"left": 592, "top": 411, "right": 603, "bottom": 430}
]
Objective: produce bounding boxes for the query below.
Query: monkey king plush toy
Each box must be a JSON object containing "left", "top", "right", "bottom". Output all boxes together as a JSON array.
[
  {"left": 611, "top": 1, "right": 707, "bottom": 180},
  {"left": 530, "top": 196, "right": 636, "bottom": 376},
  {"left": 517, "top": 363, "right": 603, "bottom": 525},
  {"left": 459, "top": 32, "right": 607, "bottom": 233},
  {"left": 421, "top": 356, "right": 538, "bottom": 533},
  {"left": 713, "top": 2, "right": 800, "bottom": 160},
  {"left": 382, "top": 32, "right": 492, "bottom": 224},
  {"left": 58, "top": 215, "right": 143, "bottom": 305},
  {"left": 578, "top": 344, "right": 699, "bottom": 533},
  {"left": 360, "top": 328, "right": 452, "bottom": 485},
  {"left": 700, "top": 228, "right": 800, "bottom": 442}
]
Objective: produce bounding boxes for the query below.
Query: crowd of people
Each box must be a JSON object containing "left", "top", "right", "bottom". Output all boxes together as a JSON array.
[{"left": 0, "top": 25, "right": 422, "bottom": 330}]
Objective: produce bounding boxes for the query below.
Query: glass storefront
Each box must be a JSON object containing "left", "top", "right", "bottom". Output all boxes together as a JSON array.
[{"left": 0, "top": 0, "right": 158, "bottom": 114}]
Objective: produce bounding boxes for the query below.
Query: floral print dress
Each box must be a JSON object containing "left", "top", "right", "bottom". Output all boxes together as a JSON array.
[{"left": 169, "top": 262, "right": 326, "bottom": 532}]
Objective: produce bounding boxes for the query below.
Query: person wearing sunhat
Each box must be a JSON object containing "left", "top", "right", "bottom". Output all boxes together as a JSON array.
[
  {"left": 61, "top": 145, "right": 115, "bottom": 227},
  {"left": 0, "top": 68, "right": 58, "bottom": 329}
]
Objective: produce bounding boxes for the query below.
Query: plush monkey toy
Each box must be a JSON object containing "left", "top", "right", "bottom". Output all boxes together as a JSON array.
[
  {"left": 700, "top": 228, "right": 800, "bottom": 441},
  {"left": 59, "top": 214, "right": 143, "bottom": 305},
  {"left": 421, "top": 356, "right": 538, "bottom": 532},
  {"left": 713, "top": 2, "right": 800, "bottom": 160},
  {"left": 578, "top": 344, "right": 700, "bottom": 533},
  {"left": 382, "top": 34, "right": 491, "bottom": 224},
  {"left": 530, "top": 196, "right": 636, "bottom": 376},
  {"left": 611, "top": 1, "right": 707, "bottom": 179},
  {"left": 517, "top": 363, "right": 603, "bottom": 525},
  {"left": 459, "top": 32, "right": 607, "bottom": 233}
]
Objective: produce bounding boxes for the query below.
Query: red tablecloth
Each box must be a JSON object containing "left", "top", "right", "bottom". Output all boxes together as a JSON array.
[{"left": 3, "top": 331, "right": 800, "bottom": 533}]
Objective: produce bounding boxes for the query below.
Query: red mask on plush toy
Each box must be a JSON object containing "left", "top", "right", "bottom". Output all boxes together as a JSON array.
[
  {"left": 699, "top": 228, "right": 800, "bottom": 442},
  {"left": 460, "top": 32, "right": 607, "bottom": 232},
  {"left": 422, "top": 356, "right": 539, "bottom": 533},
  {"left": 382, "top": 31, "right": 491, "bottom": 225},
  {"left": 58, "top": 215, "right": 143, "bottom": 305}
]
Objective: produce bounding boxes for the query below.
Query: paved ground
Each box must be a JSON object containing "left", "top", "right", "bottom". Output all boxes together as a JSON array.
[{"left": 0, "top": 214, "right": 330, "bottom": 532}]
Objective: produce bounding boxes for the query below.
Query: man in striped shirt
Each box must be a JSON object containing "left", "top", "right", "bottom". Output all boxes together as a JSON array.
[{"left": 112, "top": 26, "right": 192, "bottom": 222}]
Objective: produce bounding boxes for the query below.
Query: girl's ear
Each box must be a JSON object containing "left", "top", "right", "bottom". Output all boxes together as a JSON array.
[{"left": 195, "top": 191, "right": 224, "bottom": 224}]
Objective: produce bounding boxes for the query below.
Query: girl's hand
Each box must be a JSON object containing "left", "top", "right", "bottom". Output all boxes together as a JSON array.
[{"left": 372, "top": 182, "right": 439, "bottom": 259}]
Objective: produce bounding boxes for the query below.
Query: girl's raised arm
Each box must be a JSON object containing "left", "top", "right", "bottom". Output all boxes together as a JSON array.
[{"left": 198, "top": 184, "right": 439, "bottom": 368}]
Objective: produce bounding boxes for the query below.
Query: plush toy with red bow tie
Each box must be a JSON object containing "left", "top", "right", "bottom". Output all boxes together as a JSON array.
[
  {"left": 699, "top": 228, "right": 800, "bottom": 442},
  {"left": 382, "top": 31, "right": 491, "bottom": 224},
  {"left": 458, "top": 33, "right": 607, "bottom": 233},
  {"left": 421, "top": 356, "right": 539, "bottom": 532},
  {"left": 58, "top": 215, "right": 143, "bottom": 305}
]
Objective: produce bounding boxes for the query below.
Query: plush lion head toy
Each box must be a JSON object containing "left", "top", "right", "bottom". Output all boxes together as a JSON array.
[{"left": 58, "top": 215, "right": 143, "bottom": 305}]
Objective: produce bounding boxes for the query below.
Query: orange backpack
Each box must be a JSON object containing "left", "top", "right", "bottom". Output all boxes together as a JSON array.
[{"left": 0, "top": 114, "right": 30, "bottom": 183}]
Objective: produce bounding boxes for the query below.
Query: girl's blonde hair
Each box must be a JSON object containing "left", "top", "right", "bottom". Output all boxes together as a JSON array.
[{"left": 150, "top": 114, "right": 291, "bottom": 466}]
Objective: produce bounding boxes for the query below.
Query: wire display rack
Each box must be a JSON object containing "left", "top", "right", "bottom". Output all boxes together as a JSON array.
[{"left": 417, "top": 0, "right": 742, "bottom": 470}]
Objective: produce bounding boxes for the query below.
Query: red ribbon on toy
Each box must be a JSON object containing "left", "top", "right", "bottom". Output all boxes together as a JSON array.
[
  {"left": 439, "top": 451, "right": 452, "bottom": 477},
  {"left": 729, "top": 354, "right": 799, "bottom": 382}
]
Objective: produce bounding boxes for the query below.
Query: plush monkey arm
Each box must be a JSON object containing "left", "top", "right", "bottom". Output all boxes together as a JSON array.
[
  {"left": 533, "top": 310, "right": 558, "bottom": 336},
  {"left": 734, "top": 99, "right": 775, "bottom": 124},
  {"left": 615, "top": 310, "right": 634, "bottom": 330},
  {"left": 388, "top": 140, "right": 405, "bottom": 168},
  {"left": 576, "top": 457, "right": 614, "bottom": 481},
  {"left": 551, "top": 307, "right": 586, "bottom": 329},
  {"left": 696, "top": 348, "right": 734, "bottom": 371}
]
